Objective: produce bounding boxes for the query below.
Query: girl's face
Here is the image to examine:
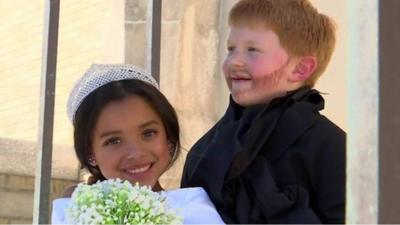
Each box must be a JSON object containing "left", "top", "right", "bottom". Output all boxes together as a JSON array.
[{"left": 91, "top": 95, "right": 172, "bottom": 189}]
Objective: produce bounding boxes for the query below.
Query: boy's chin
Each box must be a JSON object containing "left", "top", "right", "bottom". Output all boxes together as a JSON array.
[
  {"left": 231, "top": 94, "right": 260, "bottom": 106},
  {"left": 231, "top": 93, "right": 279, "bottom": 106}
]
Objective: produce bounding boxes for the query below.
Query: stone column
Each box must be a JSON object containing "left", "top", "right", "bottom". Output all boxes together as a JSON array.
[
  {"left": 125, "top": 0, "right": 147, "bottom": 68},
  {"left": 347, "top": 0, "right": 400, "bottom": 223},
  {"left": 161, "top": 0, "right": 227, "bottom": 149},
  {"left": 378, "top": 0, "right": 400, "bottom": 223},
  {"left": 347, "top": 0, "right": 379, "bottom": 223},
  {"left": 159, "top": 0, "right": 228, "bottom": 188}
]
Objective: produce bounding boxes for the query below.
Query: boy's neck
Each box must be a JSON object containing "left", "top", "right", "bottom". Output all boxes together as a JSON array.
[{"left": 241, "top": 84, "right": 307, "bottom": 107}]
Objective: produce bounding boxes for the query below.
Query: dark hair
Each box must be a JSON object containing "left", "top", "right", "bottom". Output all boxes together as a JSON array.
[{"left": 73, "top": 79, "right": 180, "bottom": 184}]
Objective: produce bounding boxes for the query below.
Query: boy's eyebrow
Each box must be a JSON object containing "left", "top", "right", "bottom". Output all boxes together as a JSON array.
[
  {"left": 245, "top": 40, "right": 259, "bottom": 45},
  {"left": 226, "top": 39, "right": 260, "bottom": 46}
]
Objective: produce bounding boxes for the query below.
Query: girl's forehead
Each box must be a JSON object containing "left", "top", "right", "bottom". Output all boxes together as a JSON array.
[
  {"left": 102, "top": 96, "right": 155, "bottom": 115},
  {"left": 93, "top": 97, "right": 163, "bottom": 135}
]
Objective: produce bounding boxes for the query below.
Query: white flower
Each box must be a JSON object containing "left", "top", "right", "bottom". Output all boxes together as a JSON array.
[{"left": 65, "top": 179, "right": 183, "bottom": 225}]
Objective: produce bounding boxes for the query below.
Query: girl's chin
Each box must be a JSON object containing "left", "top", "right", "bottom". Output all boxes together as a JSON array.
[{"left": 125, "top": 178, "right": 153, "bottom": 187}]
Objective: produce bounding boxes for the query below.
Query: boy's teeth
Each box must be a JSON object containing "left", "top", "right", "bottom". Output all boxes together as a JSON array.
[{"left": 127, "top": 164, "right": 151, "bottom": 174}]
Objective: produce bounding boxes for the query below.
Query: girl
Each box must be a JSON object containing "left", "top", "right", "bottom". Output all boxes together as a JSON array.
[{"left": 52, "top": 64, "right": 224, "bottom": 224}]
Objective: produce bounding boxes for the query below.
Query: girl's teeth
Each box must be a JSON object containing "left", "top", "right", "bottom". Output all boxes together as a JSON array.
[{"left": 127, "top": 164, "right": 151, "bottom": 174}]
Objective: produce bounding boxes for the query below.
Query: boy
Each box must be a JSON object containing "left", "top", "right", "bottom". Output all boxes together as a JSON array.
[{"left": 181, "top": 0, "right": 345, "bottom": 223}]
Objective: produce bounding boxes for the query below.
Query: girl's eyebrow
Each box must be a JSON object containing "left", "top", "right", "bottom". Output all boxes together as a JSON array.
[
  {"left": 99, "top": 130, "right": 121, "bottom": 139},
  {"left": 138, "top": 120, "right": 159, "bottom": 129},
  {"left": 98, "top": 120, "right": 160, "bottom": 139}
]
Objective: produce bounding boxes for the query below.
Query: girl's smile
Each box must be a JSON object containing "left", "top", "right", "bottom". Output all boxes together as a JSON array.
[{"left": 91, "top": 95, "right": 172, "bottom": 189}]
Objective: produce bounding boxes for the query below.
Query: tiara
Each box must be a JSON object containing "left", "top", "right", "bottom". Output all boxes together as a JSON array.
[{"left": 67, "top": 64, "right": 159, "bottom": 122}]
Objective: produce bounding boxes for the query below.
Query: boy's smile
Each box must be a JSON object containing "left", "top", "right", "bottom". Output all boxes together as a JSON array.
[
  {"left": 223, "top": 23, "right": 294, "bottom": 106},
  {"left": 230, "top": 71, "right": 252, "bottom": 89}
]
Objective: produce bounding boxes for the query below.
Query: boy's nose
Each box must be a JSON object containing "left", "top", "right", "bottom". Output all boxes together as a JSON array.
[{"left": 228, "top": 52, "right": 245, "bottom": 67}]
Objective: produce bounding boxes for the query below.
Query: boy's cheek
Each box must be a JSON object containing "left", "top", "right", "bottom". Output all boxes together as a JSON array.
[
  {"left": 222, "top": 61, "right": 230, "bottom": 77},
  {"left": 222, "top": 57, "right": 229, "bottom": 68}
]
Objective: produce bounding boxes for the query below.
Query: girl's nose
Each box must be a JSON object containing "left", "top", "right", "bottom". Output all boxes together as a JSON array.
[{"left": 125, "top": 142, "right": 145, "bottom": 160}]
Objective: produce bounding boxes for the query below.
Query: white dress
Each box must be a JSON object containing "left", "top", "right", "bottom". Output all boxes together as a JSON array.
[{"left": 52, "top": 187, "right": 225, "bottom": 224}]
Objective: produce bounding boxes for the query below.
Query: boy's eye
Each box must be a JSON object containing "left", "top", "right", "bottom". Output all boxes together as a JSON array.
[
  {"left": 248, "top": 47, "right": 257, "bottom": 52},
  {"left": 142, "top": 129, "right": 157, "bottom": 139},
  {"left": 227, "top": 46, "right": 234, "bottom": 51},
  {"left": 103, "top": 137, "right": 121, "bottom": 146}
]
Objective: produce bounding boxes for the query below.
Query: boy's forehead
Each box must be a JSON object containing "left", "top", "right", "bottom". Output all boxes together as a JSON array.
[
  {"left": 228, "top": 22, "right": 278, "bottom": 37},
  {"left": 226, "top": 24, "right": 291, "bottom": 55},
  {"left": 230, "top": 18, "right": 275, "bottom": 32}
]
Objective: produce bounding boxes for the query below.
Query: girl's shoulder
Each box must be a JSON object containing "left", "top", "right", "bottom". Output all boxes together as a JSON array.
[
  {"left": 62, "top": 184, "right": 77, "bottom": 197},
  {"left": 52, "top": 197, "right": 70, "bottom": 224},
  {"left": 164, "top": 187, "right": 210, "bottom": 204},
  {"left": 164, "top": 187, "right": 225, "bottom": 224}
]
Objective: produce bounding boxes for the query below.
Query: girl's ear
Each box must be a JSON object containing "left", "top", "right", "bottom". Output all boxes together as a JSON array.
[
  {"left": 168, "top": 141, "right": 176, "bottom": 158},
  {"left": 289, "top": 56, "right": 317, "bottom": 82},
  {"left": 166, "top": 141, "right": 178, "bottom": 169},
  {"left": 88, "top": 155, "right": 97, "bottom": 166}
]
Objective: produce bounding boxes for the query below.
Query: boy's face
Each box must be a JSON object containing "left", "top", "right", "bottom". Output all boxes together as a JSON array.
[{"left": 223, "top": 24, "right": 295, "bottom": 106}]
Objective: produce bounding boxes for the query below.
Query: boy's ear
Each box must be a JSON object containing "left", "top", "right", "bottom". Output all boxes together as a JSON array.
[{"left": 289, "top": 56, "right": 317, "bottom": 82}]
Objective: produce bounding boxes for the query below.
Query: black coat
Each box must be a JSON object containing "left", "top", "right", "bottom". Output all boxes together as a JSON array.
[{"left": 181, "top": 88, "right": 346, "bottom": 224}]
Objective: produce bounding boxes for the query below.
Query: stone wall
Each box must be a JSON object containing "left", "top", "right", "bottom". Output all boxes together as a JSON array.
[
  {"left": 0, "top": 138, "right": 79, "bottom": 223},
  {"left": 0, "top": 173, "right": 76, "bottom": 224},
  {"left": 159, "top": 0, "right": 231, "bottom": 187},
  {"left": 0, "top": 0, "right": 125, "bottom": 146}
]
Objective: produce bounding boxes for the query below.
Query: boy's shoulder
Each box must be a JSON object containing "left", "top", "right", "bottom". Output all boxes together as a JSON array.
[
  {"left": 317, "top": 114, "right": 345, "bottom": 133},
  {"left": 288, "top": 95, "right": 345, "bottom": 139},
  {"left": 308, "top": 113, "right": 346, "bottom": 140},
  {"left": 286, "top": 88, "right": 345, "bottom": 136}
]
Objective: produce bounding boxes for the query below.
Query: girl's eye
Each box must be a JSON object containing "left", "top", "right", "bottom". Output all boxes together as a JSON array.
[
  {"left": 227, "top": 46, "right": 234, "bottom": 51},
  {"left": 103, "top": 137, "right": 121, "bottom": 146},
  {"left": 142, "top": 129, "right": 157, "bottom": 139}
]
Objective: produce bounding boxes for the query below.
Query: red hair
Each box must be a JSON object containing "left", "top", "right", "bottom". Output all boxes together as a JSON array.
[{"left": 229, "top": 0, "right": 336, "bottom": 86}]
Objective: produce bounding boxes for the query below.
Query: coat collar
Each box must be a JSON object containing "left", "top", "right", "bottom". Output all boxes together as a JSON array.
[{"left": 226, "top": 87, "right": 325, "bottom": 180}]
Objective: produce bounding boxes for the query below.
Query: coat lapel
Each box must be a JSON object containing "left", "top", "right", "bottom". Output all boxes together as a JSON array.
[{"left": 226, "top": 88, "right": 325, "bottom": 180}]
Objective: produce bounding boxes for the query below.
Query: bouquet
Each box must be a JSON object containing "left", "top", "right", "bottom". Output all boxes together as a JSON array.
[{"left": 65, "top": 178, "right": 183, "bottom": 225}]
